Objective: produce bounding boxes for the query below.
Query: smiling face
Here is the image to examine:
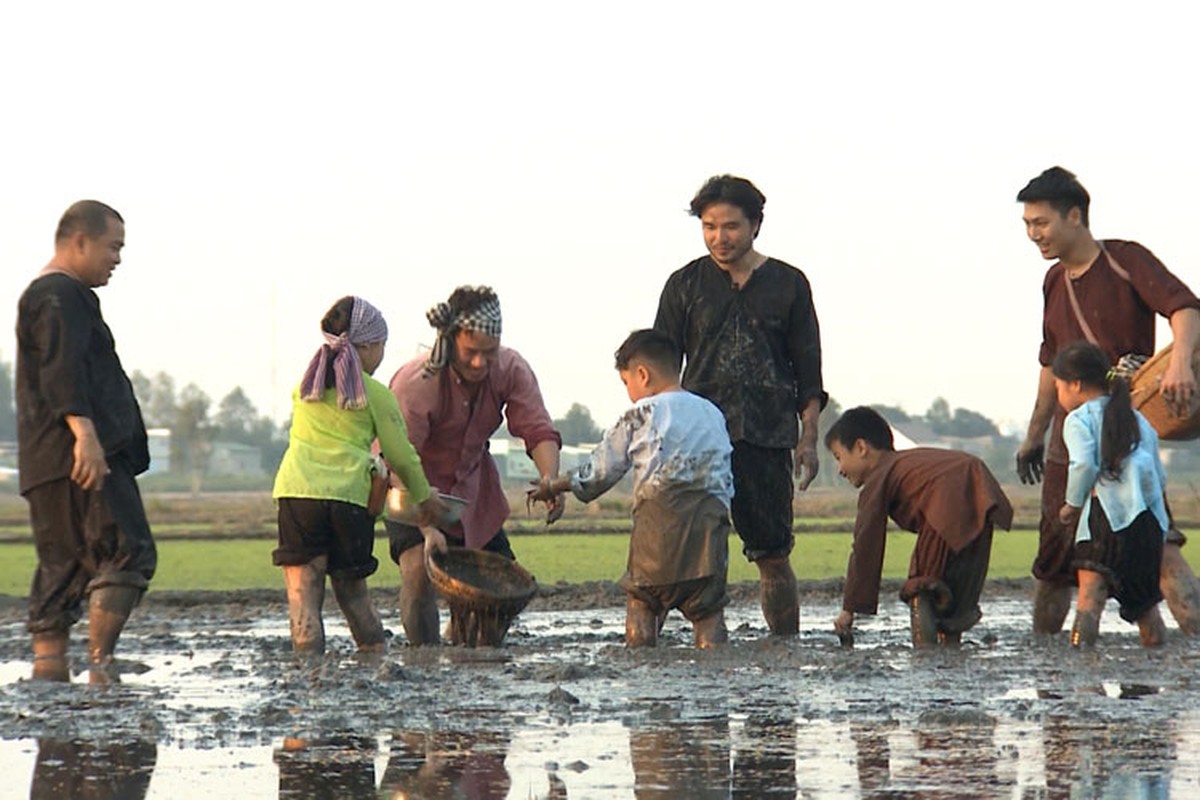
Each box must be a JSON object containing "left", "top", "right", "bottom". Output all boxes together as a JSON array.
[
  {"left": 1022, "top": 200, "right": 1083, "bottom": 262},
  {"left": 450, "top": 329, "right": 500, "bottom": 383},
  {"left": 829, "top": 439, "right": 873, "bottom": 488},
  {"left": 700, "top": 202, "right": 759, "bottom": 270}
]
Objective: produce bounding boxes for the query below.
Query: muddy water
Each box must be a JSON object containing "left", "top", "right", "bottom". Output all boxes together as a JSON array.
[{"left": 1, "top": 586, "right": 1199, "bottom": 797}]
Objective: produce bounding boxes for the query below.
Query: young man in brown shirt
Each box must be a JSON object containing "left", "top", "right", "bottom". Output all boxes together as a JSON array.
[{"left": 1016, "top": 166, "right": 1200, "bottom": 635}]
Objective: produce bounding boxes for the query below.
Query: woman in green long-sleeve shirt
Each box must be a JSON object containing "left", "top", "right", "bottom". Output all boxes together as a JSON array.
[{"left": 272, "top": 296, "right": 445, "bottom": 655}]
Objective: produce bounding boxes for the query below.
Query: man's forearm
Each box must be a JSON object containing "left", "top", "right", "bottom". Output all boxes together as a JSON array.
[
  {"left": 798, "top": 397, "right": 822, "bottom": 447},
  {"left": 529, "top": 439, "right": 561, "bottom": 479}
]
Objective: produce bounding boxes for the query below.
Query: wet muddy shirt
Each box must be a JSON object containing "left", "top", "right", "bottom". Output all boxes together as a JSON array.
[
  {"left": 570, "top": 390, "right": 733, "bottom": 585},
  {"left": 654, "top": 257, "right": 826, "bottom": 449},
  {"left": 1040, "top": 239, "right": 1200, "bottom": 463},
  {"left": 15, "top": 272, "right": 149, "bottom": 493},
  {"left": 844, "top": 449, "right": 1013, "bottom": 614},
  {"left": 272, "top": 378, "right": 431, "bottom": 509},
  {"left": 390, "top": 347, "right": 561, "bottom": 549}
]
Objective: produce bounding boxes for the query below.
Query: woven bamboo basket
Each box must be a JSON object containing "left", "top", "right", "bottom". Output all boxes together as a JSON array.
[
  {"left": 1130, "top": 344, "right": 1200, "bottom": 441},
  {"left": 425, "top": 548, "right": 538, "bottom": 647}
]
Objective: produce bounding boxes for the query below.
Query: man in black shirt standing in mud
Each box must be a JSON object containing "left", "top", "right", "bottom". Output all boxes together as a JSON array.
[
  {"left": 16, "top": 200, "right": 155, "bottom": 682},
  {"left": 655, "top": 175, "right": 826, "bottom": 635}
]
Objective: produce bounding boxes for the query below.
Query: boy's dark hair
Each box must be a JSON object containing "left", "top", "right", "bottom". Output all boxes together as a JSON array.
[
  {"left": 1016, "top": 166, "right": 1091, "bottom": 228},
  {"left": 614, "top": 329, "right": 682, "bottom": 377},
  {"left": 824, "top": 406, "right": 895, "bottom": 452},
  {"left": 55, "top": 200, "right": 123, "bottom": 244},
  {"left": 689, "top": 175, "right": 766, "bottom": 228},
  {"left": 1051, "top": 340, "right": 1138, "bottom": 480}
]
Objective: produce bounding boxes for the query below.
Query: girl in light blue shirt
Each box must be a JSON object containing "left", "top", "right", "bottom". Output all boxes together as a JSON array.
[{"left": 1053, "top": 341, "right": 1168, "bottom": 648}]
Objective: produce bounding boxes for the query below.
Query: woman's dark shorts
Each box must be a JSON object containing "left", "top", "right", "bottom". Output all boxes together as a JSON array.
[
  {"left": 730, "top": 441, "right": 794, "bottom": 562},
  {"left": 274, "top": 498, "right": 379, "bottom": 580},
  {"left": 1073, "top": 505, "right": 1164, "bottom": 623}
]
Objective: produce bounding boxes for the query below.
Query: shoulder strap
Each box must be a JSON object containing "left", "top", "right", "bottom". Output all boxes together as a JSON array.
[
  {"left": 1063, "top": 241, "right": 1133, "bottom": 346},
  {"left": 1063, "top": 269, "right": 1099, "bottom": 346},
  {"left": 1097, "top": 241, "right": 1132, "bottom": 282}
]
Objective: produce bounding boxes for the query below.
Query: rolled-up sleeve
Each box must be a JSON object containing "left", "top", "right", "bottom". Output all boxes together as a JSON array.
[{"left": 502, "top": 353, "right": 562, "bottom": 454}]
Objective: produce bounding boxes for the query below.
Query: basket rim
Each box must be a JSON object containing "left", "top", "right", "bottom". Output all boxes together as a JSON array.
[{"left": 425, "top": 547, "right": 538, "bottom": 604}]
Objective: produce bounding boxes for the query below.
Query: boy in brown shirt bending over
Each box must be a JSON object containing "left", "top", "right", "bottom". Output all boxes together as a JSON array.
[{"left": 826, "top": 407, "right": 1013, "bottom": 648}]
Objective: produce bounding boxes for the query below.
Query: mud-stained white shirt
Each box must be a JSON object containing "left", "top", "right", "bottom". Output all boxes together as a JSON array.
[{"left": 570, "top": 389, "right": 733, "bottom": 508}]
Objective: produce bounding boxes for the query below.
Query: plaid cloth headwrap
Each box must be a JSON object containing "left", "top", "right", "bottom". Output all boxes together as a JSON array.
[
  {"left": 422, "top": 288, "right": 503, "bottom": 376},
  {"left": 299, "top": 297, "right": 389, "bottom": 409}
]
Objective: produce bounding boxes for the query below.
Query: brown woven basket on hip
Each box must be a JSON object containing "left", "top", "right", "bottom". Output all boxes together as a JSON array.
[
  {"left": 425, "top": 548, "right": 538, "bottom": 647},
  {"left": 1130, "top": 344, "right": 1200, "bottom": 441}
]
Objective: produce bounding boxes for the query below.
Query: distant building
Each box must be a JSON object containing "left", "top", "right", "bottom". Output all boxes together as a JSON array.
[
  {"left": 144, "top": 429, "right": 264, "bottom": 476},
  {"left": 490, "top": 438, "right": 596, "bottom": 481},
  {"left": 147, "top": 428, "right": 171, "bottom": 474}
]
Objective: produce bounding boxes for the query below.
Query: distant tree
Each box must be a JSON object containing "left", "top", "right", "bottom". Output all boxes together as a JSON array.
[
  {"left": 130, "top": 370, "right": 153, "bottom": 417},
  {"left": 215, "top": 387, "right": 259, "bottom": 443},
  {"left": 138, "top": 371, "right": 178, "bottom": 429},
  {"left": 926, "top": 397, "right": 953, "bottom": 435},
  {"left": 555, "top": 403, "right": 602, "bottom": 445},
  {"left": 949, "top": 407, "right": 1000, "bottom": 438},
  {"left": 870, "top": 404, "right": 911, "bottom": 424},
  {"left": 815, "top": 396, "right": 844, "bottom": 488},
  {"left": 0, "top": 357, "right": 14, "bottom": 441},
  {"left": 173, "top": 383, "right": 213, "bottom": 489}
]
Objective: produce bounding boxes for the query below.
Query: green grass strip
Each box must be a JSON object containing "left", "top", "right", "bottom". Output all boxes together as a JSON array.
[{"left": 0, "top": 530, "right": 1077, "bottom": 595}]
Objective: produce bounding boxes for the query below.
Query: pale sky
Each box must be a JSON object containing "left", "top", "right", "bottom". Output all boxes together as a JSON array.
[{"left": 3, "top": 2, "right": 1197, "bottom": 435}]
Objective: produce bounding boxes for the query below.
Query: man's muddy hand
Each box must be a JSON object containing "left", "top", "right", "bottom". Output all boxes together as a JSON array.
[
  {"left": 794, "top": 444, "right": 819, "bottom": 490},
  {"left": 1160, "top": 356, "right": 1198, "bottom": 417},
  {"left": 1016, "top": 443, "right": 1044, "bottom": 485}
]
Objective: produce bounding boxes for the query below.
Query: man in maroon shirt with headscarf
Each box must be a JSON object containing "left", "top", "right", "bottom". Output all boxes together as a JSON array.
[
  {"left": 386, "top": 285, "right": 564, "bottom": 645},
  {"left": 1016, "top": 166, "right": 1200, "bottom": 635}
]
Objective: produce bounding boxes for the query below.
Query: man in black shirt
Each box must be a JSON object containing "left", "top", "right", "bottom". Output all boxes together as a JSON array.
[
  {"left": 16, "top": 200, "right": 155, "bottom": 682},
  {"left": 655, "top": 175, "right": 826, "bottom": 635}
]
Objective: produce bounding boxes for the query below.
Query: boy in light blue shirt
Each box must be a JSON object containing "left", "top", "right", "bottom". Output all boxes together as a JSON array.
[{"left": 529, "top": 330, "right": 734, "bottom": 648}]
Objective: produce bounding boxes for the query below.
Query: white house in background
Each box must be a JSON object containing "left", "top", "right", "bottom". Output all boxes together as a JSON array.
[
  {"left": 144, "top": 428, "right": 264, "bottom": 476},
  {"left": 489, "top": 438, "right": 596, "bottom": 480},
  {"left": 147, "top": 428, "right": 171, "bottom": 473}
]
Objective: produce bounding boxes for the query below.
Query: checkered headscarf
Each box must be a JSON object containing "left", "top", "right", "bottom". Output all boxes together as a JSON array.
[
  {"left": 299, "top": 297, "right": 388, "bottom": 409},
  {"left": 422, "top": 289, "right": 502, "bottom": 376}
]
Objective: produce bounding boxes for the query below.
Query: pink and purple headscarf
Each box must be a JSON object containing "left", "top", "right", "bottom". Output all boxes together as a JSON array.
[{"left": 299, "top": 297, "right": 388, "bottom": 410}]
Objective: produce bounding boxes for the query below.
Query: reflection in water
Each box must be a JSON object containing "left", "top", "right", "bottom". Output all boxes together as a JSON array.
[
  {"left": 274, "top": 734, "right": 377, "bottom": 799},
  {"left": 630, "top": 716, "right": 730, "bottom": 799},
  {"left": 850, "top": 707, "right": 1007, "bottom": 797},
  {"left": 912, "top": 708, "right": 1006, "bottom": 799},
  {"left": 31, "top": 737, "right": 157, "bottom": 800},
  {"left": 733, "top": 705, "right": 798, "bottom": 797},
  {"left": 1042, "top": 708, "right": 1172, "bottom": 799},
  {"left": 629, "top": 708, "right": 799, "bottom": 799},
  {"left": 380, "top": 729, "right": 514, "bottom": 799}
]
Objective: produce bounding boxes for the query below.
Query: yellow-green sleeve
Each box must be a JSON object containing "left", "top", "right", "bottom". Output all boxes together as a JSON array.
[{"left": 368, "top": 380, "right": 433, "bottom": 504}]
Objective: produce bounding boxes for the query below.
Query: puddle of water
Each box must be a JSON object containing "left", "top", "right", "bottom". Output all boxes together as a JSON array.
[{"left": 2, "top": 594, "right": 1200, "bottom": 797}]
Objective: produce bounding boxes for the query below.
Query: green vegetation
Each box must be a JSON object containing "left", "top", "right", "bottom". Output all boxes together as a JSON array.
[{"left": 0, "top": 530, "right": 1069, "bottom": 596}]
